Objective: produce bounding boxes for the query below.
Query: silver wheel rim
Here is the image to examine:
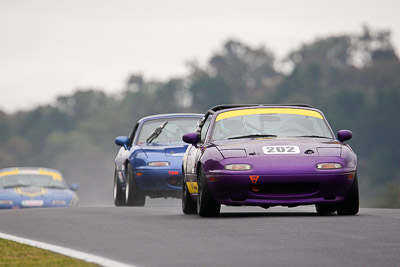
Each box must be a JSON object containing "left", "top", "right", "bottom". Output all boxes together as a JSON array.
[
  {"left": 113, "top": 180, "right": 117, "bottom": 201},
  {"left": 197, "top": 177, "right": 202, "bottom": 210},
  {"left": 125, "top": 174, "right": 129, "bottom": 202}
]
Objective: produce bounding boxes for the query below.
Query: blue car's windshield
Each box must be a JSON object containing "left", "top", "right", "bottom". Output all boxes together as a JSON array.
[
  {"left": 211, "top": 109, "right": 334, "bottom": 141},
  {"left": 137, "top": 118, "right": 199, "bottom": 144},
  {"left": 0, "top": 174, "right": 66, "bottom": 189}
]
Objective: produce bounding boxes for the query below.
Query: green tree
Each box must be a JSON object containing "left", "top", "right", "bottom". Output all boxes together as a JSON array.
[
  {"left": 188, "top": 75, "right": 231, "bottom": 112},
  {"left": 208, "top": 39, "right": 283, "bottom": 103},
  {"left": 13, "top": 106, "right": 72, "bottom": 153}
]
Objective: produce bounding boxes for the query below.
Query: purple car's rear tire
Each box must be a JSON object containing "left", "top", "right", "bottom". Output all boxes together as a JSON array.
[
  {"left": 182, "top": 181, "right": 197, "bottom": 214},
  {"left": 126, "top": 163, "right": 146, "bottom": 206},
  {"left": 197, "top": 167, "right": 221, "bottom": 217},
  {"left": 337, "top": 174, "right": 359, "bottom": 215},
  {"left": 113, "top": 169, "right": 126, "bottom": 206}
]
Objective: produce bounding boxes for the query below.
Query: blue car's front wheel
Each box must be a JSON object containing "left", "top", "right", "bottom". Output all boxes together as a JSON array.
[
  {"left": 126, "top": 163, "right": 146, "bottom": 206},
  {"left": 113, "top": 169, "right": 126, "bottom": 206}
]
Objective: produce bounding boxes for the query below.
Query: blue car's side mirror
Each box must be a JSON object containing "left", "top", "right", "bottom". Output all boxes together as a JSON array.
[
  {"left": 337, "top": 130, "right": 352, "bottom": 142},
  {"left": 70, "top": 183, "right": 79, "bottom": 191},
  {"left": 115, "top": 136, "right": 130, "bottom": 150}
]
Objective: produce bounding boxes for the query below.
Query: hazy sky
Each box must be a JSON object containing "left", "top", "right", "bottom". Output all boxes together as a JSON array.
[{"left": 1, "top": 0, "right": 399, "bottom": 113}]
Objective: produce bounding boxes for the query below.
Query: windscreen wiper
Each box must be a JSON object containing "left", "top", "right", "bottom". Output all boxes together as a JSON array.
[
  {"left": 45, "top": 186, "right": 65, "bottom": 189},
  {"left": 289, "top": 135, "right": 330, "bottom": 138},
  {"left": 3, "top": 184, "right": 30, "bottom": 189},
  {"left": 146, "top": 121, "right": 168, "bottom": 144},
  {"left": 228, "top": 134, "right": 277, "bottom": 140}
]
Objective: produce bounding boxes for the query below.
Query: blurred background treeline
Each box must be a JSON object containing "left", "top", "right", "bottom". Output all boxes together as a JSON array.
[{"left": 1, "top": 26, "right": 399, "bottom": 207}]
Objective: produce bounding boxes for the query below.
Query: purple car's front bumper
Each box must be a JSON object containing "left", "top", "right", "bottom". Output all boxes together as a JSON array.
[{"left": 205, "top": 172, "right": 355, "bottom": 207}]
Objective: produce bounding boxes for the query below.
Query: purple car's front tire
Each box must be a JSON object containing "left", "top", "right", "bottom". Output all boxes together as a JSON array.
[
  {"left": 315, "top": 203, "right": 336, "bottom": 214},
  {"left": 337, "top": 174, "right": 359, "bottom": 215},
  {"left": 197, "top": 167, "right": 221, "bottom": 217}
]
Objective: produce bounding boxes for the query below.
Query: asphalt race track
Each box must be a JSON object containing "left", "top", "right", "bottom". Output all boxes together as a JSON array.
[{"left": 1, "top": 204, "right": 400, "bottom": 267}]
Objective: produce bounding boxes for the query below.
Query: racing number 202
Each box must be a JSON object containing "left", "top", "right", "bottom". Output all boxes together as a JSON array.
[
  {"left": 262, "top": 145, "right": 300, "bottom": 154},
  {"left": 266, "top": 146, "right": 293, "bottom": 153}
]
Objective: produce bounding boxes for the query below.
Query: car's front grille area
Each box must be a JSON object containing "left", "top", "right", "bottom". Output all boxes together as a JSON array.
[{"left": 252, "top": 183, "right": 319, "bottom": 194}]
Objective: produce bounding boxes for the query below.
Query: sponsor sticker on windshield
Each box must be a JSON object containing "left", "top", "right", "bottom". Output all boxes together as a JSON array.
[{"left": 262, "top": 145, "right": 300, "bottom": 154}]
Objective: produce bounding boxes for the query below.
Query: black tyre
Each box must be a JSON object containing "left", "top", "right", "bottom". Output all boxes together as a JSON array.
[
  {"left": 337, "top": 174, "right": 359, "bottom": 215},
  {"left": 182, "top": 181, "right": 197, "bottom": 214},
  {"left": 113, "top": 169, "right": 126, "bottom": 206},
  {"left": 315, "top": 203, "right": 336, "bottom": 214},
  {"left": 126, "top": 163, "right": 146, "bottom": 206},
  {"left": 197, "top": 167, "right": 220, "bottom": 217}
]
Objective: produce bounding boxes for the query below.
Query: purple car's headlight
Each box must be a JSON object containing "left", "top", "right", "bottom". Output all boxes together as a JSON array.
[
  {"left": 316, "top": 163, "right": 342, "bottom": 169},
  {"left": 224, "top": 164, "right": 252, "bottom": 171},
  {"left": 148, "top": 161, "right": 170, "bottom": 167}
]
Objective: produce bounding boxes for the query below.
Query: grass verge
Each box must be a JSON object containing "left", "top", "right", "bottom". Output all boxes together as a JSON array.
[{"left": 0, "top": 238, "right": 98, "bottom": 266}]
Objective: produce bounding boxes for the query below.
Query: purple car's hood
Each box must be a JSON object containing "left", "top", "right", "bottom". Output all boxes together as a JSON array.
[{"left": 214, "top": 138, "right": 342, "bottom": 158}]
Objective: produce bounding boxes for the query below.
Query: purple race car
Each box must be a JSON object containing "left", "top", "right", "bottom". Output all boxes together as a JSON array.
[{"left": 182, "top": 104, "right": 358, "bottom": 217}]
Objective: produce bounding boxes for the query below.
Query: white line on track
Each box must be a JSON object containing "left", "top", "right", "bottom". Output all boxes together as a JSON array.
[{"left": 0, "top": 232, "right": 137, "bottom": 267}]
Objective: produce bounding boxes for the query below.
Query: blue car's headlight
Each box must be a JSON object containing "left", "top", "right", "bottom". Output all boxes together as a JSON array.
[{"left": 0, "top": 200, "right": 13, "bottom": 205}]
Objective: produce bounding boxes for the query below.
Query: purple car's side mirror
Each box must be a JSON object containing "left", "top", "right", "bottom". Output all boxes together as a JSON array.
[
  {"left": 337, "top": 130, "right": 352, "bottom": 142},
  {"left": 182, "top": 133, "right": 200, "bottom": 145}
]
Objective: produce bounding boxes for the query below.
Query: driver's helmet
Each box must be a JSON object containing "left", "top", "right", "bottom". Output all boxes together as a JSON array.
[{"left": 220, "top": 116, "right": 247, "bottom": 137}]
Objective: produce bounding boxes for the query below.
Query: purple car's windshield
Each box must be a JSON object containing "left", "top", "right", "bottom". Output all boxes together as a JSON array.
[
  {"left": 137, "top": 118, "right": 199, "bottom": 144},
  {"left": 211, "top": 109, "right": 334, "bottom": 141}
]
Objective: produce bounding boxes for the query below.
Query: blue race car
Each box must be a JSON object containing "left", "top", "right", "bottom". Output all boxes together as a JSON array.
[
  {"left": 113, "top": 113, "right": 202, "bottom": 206},
  {"left": 0, "top": 167, "right": 79, "bottom": 209}
]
